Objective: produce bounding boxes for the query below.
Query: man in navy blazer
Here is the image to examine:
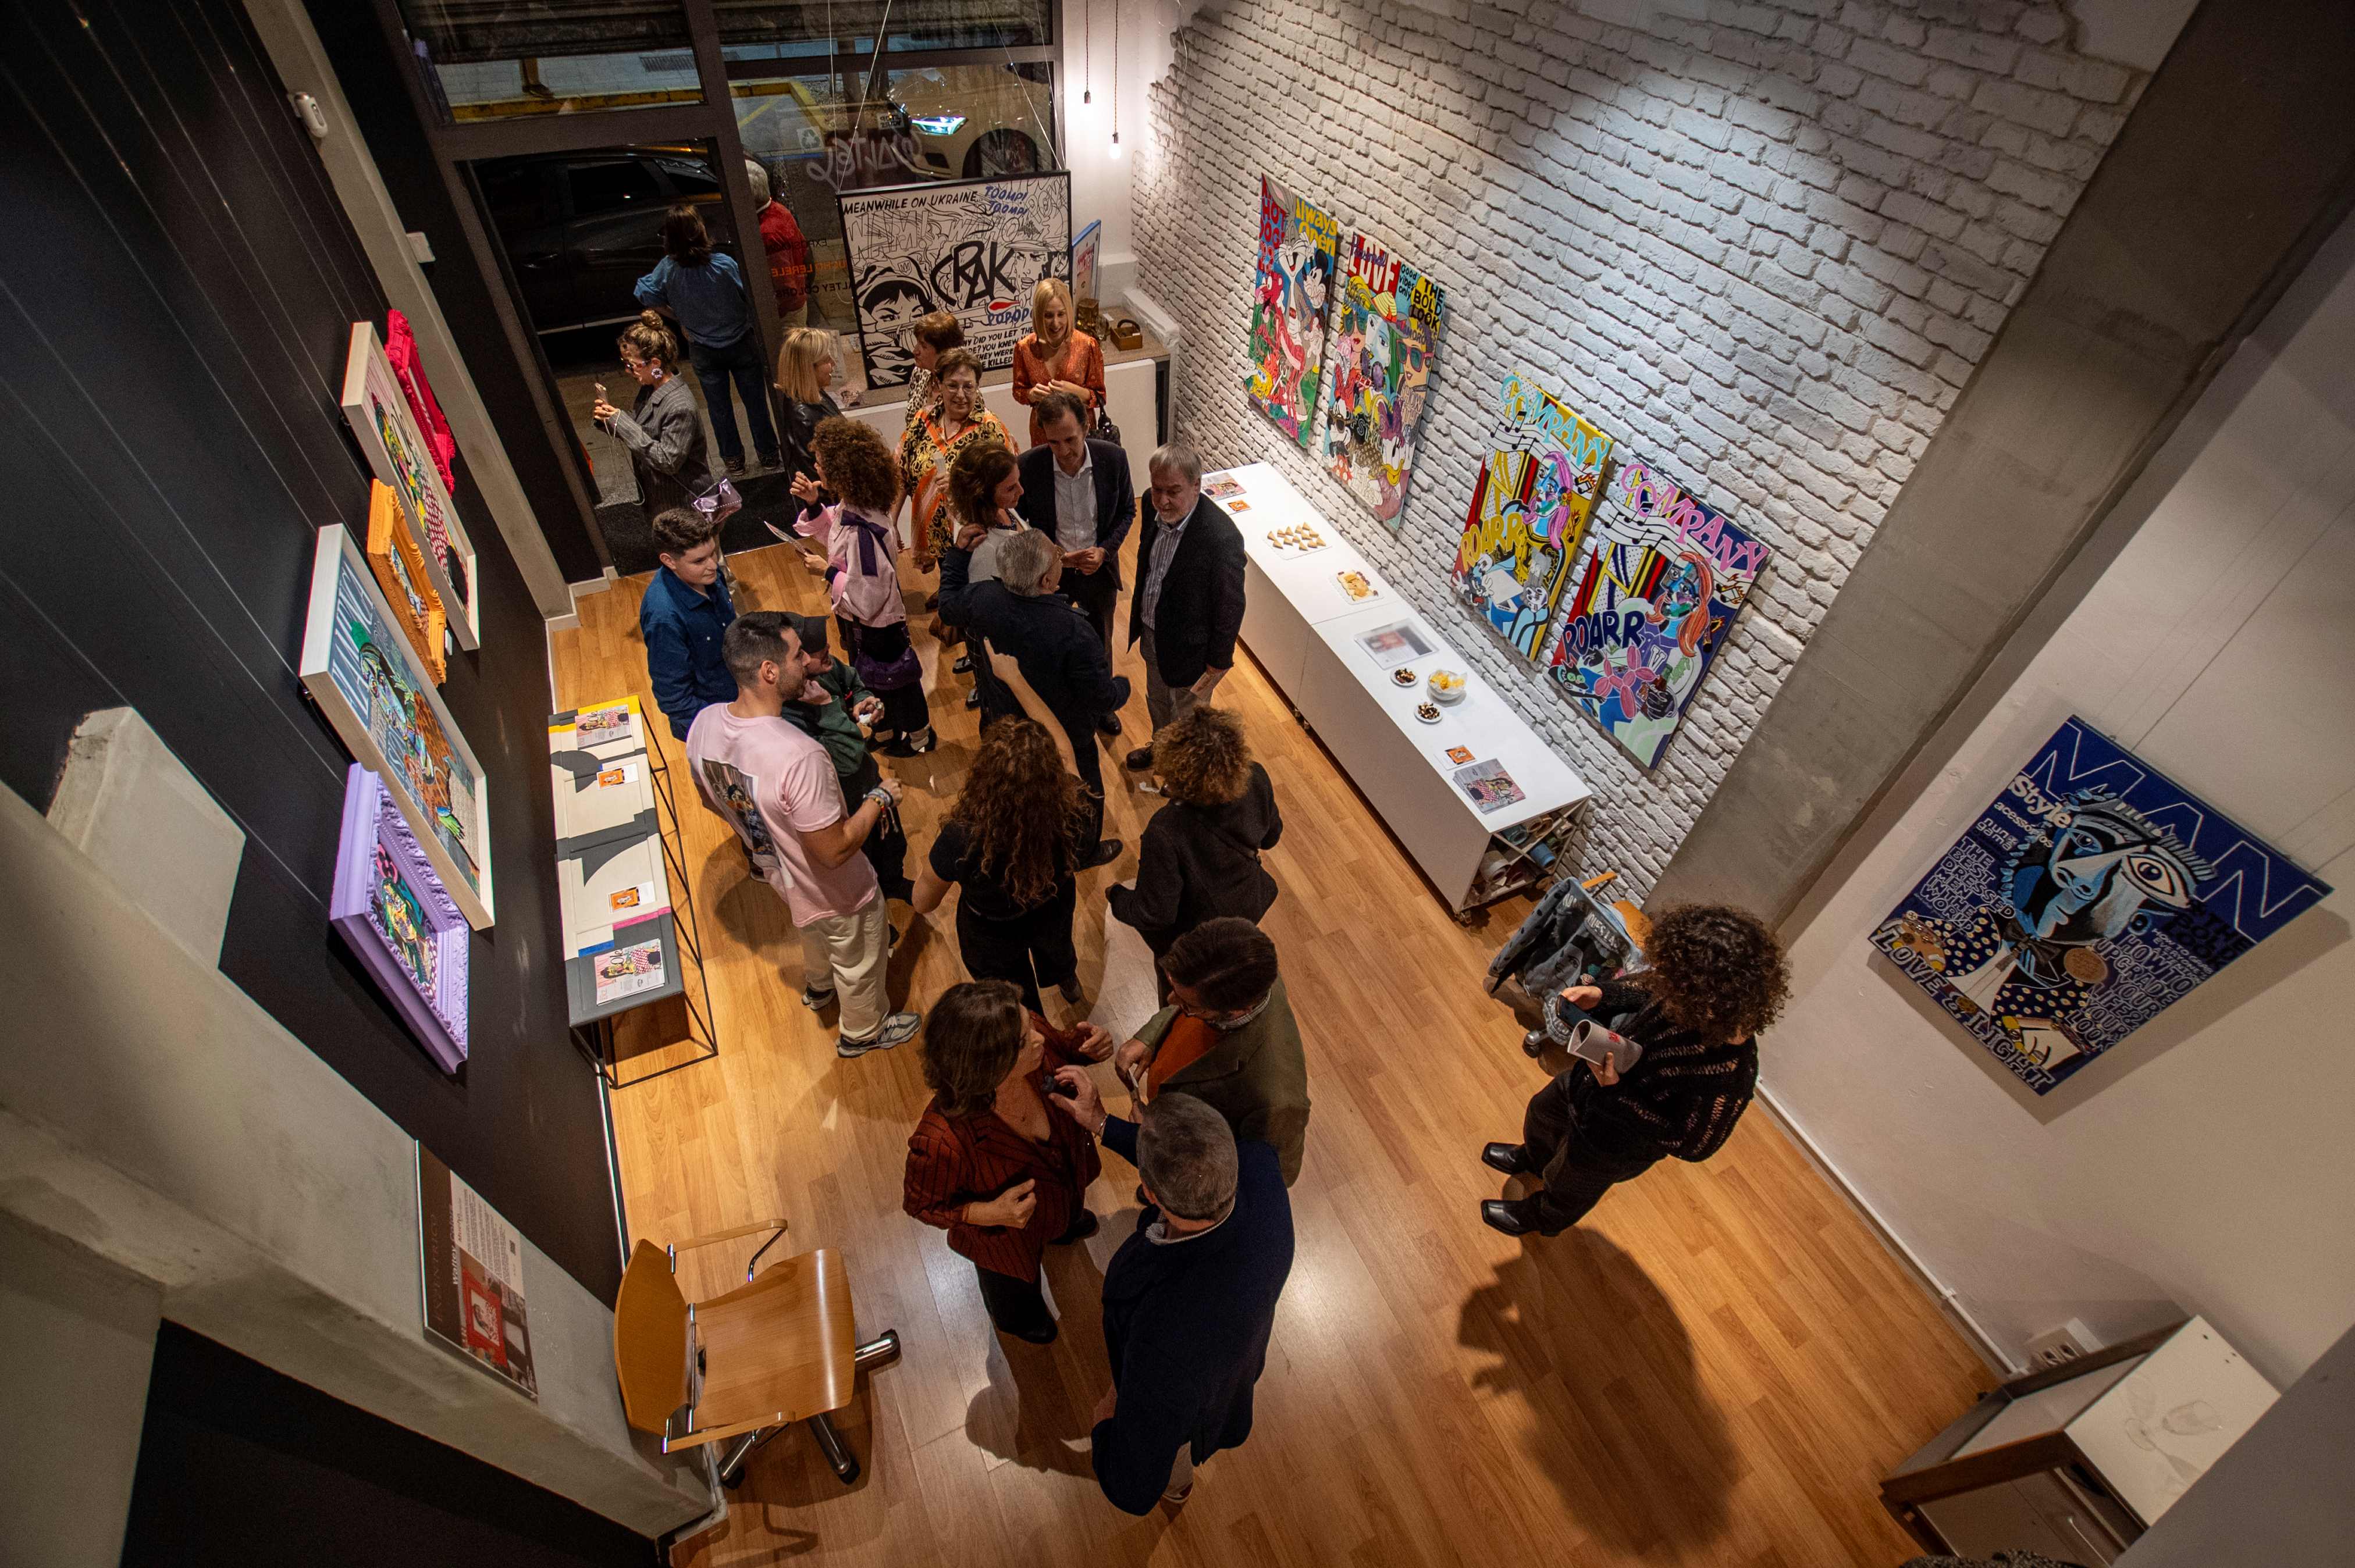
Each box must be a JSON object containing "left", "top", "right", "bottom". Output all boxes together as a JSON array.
[
  {"left": 938, "top": 526, "right": 1127, "bottom": 865},
  {"left": 1017, "top": 391, "right": 1136, "bottom": 733},
  {"left": 1049, "top": 1070, "right": 1295, "bottom": 1514}
]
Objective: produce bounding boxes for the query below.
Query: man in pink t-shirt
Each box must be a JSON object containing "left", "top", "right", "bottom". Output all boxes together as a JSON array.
[{"left": 687, "top": 612, "right": 920, "bottom": 1054}]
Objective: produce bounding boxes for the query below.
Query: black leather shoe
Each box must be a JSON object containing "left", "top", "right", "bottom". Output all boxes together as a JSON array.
[
  {"left": 1097, "top": 712, "right": 1122, "bottom": 736},
  {"left": 1124, "top": 745, "right": 1154, "bottom": 771},
  {"left": 1481, "top": 1200, "right": 1540, "bottom": 1238},
  {"left": 1481, "top": 1142, "right": 1530, "bottom": 1177},
  {"left": 953, "top": 653, "right": 973, "bottom": 674},
  {"left": 1001, "top": 1318, "right": 1058, "bottom": 1345},
  {"left": 1052, "top": 1210, "right": 1100, "bottom": 1245},
  {"left": 1080, "top": 838, "right": 1124, "bottom": 869}
]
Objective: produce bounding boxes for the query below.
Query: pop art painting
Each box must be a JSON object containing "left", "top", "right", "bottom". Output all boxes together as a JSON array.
[
  {"left": 1545, "top": 457, "right": 1767, "bottom": 769},
  {"left": 1452, "top": 372, "right": 1614, "bottom": 662},
  {"left": 1869, "top": 718, "right": 2330, "bottom": 1095},
  {"left": 1244, "top": 176, "right": 1339, "bottom": 448},
  {"left": 837, "top": 172, "right": 1071, "bottom": 387},
  {"left": 1322, "top": 232, "right": 1444, "bottom": 526}
]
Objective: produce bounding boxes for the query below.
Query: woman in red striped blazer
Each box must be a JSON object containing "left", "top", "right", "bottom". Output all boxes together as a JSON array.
[{"left": 905, "top": 981, "right": 1115, "bottom": 1343}]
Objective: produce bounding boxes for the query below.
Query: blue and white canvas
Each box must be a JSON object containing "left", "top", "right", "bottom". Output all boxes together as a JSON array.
[{"left": 1869, "top": 717, "right": 2331, "bottom": 1095}]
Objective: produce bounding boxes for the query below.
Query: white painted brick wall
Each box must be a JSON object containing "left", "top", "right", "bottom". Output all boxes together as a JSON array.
[{"left": 1133, "top": 0, "right": 2145, "bottom": 897}]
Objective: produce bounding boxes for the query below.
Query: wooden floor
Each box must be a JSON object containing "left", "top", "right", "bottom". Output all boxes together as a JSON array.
[{"left": 550, "top": 537, "right": 1988, "bottom": 1568}]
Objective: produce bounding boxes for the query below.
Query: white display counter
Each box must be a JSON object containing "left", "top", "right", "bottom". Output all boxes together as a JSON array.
[{"left": 1215, "top": 462, "right": 1593, "bottom": 914}]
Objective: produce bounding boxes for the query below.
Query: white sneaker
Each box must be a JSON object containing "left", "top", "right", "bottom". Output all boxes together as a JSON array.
[{"left": 838, "top": 1010, "right": 921, "bottom": 1058}]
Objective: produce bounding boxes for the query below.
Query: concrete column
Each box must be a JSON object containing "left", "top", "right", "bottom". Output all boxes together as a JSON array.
[
  {"left": 0, "top": 783, "right": 711, "bottom": 1540},
  {"left": 1653, "top": 0, "right": 2355, "bottom": 922}
]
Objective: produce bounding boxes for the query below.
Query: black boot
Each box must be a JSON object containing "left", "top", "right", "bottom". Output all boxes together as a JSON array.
[
  {"left": 1481, "top": 1199, "right": 1541, "bottom": 1237},
  {"left": 1481, "top": 1142, "right": 1531, "bottom": 1176}
]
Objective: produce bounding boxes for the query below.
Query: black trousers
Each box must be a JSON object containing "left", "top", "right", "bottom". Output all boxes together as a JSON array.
[
  {"left": 956, "top": 881, "right": 1079, "bottom": 1014},
  {"left": 974, "top": 1263, "right": 1054, "bottom": 1338},
  {"left": 1059, "top": 563, "right": 1119, "bottom": 655},
  {"left": 845, "top": 756, "right": 912, "bottom": 901},
  {"left": 1509, "top": 1072, "right": 1658, "bottom": 1235}
]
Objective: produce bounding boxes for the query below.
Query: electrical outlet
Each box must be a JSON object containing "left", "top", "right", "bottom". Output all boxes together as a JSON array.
[{"left": 2027, "top": 1318, "right": 2097, "bottom": 1368}]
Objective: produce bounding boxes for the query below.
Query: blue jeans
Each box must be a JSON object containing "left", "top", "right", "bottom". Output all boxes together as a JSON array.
[{"left": 686, "top": 333, "right": 778, "bottom": 465}]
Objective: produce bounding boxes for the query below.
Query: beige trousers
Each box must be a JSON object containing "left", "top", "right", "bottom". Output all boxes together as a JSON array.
[{"left": 796, "top": 896, "right": 890, "bottom": 1040}]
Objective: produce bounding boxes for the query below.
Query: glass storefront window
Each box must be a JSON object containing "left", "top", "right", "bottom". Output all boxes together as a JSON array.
[
  {"left": 399, "top": 1, "right": 703, "bottom": 120},
  {"left": 734, "top": 60, "right": 1059, "bottom": 337},
  {"left": 712, "top": 2, "right": 1048, "bottom": 51}
]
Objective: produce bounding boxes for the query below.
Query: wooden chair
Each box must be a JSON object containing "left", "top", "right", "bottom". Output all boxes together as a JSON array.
[{"left": 612, "top": 1218, "right": 900, "bottom": 1488}]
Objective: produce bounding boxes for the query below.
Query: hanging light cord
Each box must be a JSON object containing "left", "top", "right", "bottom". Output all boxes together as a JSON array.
[{"left": 1082, "top": 0, "right": 1091, "bottom": 104}]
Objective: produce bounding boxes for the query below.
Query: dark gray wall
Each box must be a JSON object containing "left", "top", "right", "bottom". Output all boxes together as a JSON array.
[
  {"left": 1655, "top": 0, "right": 2355, "bottom": 923},
  {"left": 0, "top": 0, "right": 620, "bottom": 1300}
]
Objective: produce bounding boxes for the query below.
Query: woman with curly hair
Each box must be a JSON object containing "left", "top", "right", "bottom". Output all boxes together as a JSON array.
[
  {"left": 899, "top": 347, "right": 1008, "bottom": 576},
  {"left": 940, "top": 437, "right": 1029, "bottom": 704},
  {"left": 911, "top": 716, "right": 1093, "bottom": 1011},
  {"left": 1108, "top": 707, "right": 1282, "bottom": 1002},
  {"left": 1478, "top": 903, "right": 1790, "bottom": 1238},
  {"left": 791, "top": 416, "right": 934, "bottom": 753},
  {"left": 902, "top": 980, "right": 1114, "bottom": 1344}
]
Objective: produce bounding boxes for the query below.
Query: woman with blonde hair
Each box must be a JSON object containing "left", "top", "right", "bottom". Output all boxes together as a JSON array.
[
  {"left": 912, "top": 715, "right": 1093, "bottom": 1011},
  {"left": 791, "top": 416, "right": 935, "bottom": 753},
  {"left": 592, "top": 312, "right": 716, "bottom": 520},
  {"left": 1011, "top": 276, "right": 1106, "bottom": 447},
  {"left": 900, "top": 347, "right": 1008, "bottom": 575},
  {"left": 775, "top": 326, "right": 844, "bottom": 498},
  {"left": 1109, "top": 706, "right": 1283, "bottom": 1002}
]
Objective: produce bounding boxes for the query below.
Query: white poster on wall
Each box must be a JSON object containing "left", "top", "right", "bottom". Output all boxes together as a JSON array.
[{"left": 837, "top": 172, "right": 1072, "bottom": 387}]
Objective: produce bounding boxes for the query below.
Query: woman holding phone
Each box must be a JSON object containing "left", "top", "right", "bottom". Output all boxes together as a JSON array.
[
  {"left": 903, "top": 981, "right": 1115, "bottom": 1344},
  {"left": 1478, "top": 904, "right": 1788, "bottom": 1238}
]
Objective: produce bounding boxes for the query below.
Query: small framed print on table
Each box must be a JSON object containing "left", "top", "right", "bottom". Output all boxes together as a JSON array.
[
  {"left": 343, "top": 320, "right": 480, "bottom": 648},
  {"left": 332, "top": 764, "right": 468, "bottom": 1073},
  {"left": 301, "top": 523, "right": 495, "bottom": 928}
]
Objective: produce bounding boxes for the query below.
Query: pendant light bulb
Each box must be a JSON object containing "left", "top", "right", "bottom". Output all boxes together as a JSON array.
[{"left": 1108, "top": 131, "right": 1122, "bottom": 159}]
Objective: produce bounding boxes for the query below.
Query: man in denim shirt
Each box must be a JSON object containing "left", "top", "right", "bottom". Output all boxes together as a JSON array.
[{"left": 639, "top": 507, "right": 737, "bottom": 742}]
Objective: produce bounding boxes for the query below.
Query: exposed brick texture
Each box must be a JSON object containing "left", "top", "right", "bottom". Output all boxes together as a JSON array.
[{"left": 1133, "top": 0, "right": 2145, "bottom": 896}]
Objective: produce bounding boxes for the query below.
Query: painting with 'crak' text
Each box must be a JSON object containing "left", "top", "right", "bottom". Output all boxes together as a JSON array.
[
  {"left": 1869, "top": 718, "right": 2330, "bottom": 1095},
  {"left": 1453, "top": 372, "right": 1614, "bottom": 662},
  {"left": 1545, "top": 457, "right": 1767, "bottom": 768},
  {"left": 838, "top": 172, "right": 1071, "bottom": 387},
  {"left": 1244, "top": 175, "right": 1339, "bottom": 448},
  {"left": 1322, "top": 231, "right": 1445, "bottom": 526}
]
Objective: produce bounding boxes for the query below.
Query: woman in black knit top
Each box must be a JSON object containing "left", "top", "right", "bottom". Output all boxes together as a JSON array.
[{"left": 1480, "top": 904, "right": 1788, "bottom": 1238}]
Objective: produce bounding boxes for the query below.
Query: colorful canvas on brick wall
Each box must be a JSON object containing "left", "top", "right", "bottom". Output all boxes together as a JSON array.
[
  {"left": 1452, "top": 372, "right": 1614, "bottom": 662},
  {"left": 1322, "top": 233, "right": 1445, "bottom": 525},
  {"left": 1867, "top": 718, "right": 2330, "bottom": 1096},
  {"left": 1244, "top": 176, "right": 1339, "bottom": 448},
  {"left": 1545, "top": 456, "right": 1767, "bottom": 768}
]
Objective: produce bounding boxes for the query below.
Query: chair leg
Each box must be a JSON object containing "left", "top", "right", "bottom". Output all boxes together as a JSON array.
[
  {"left": 806, "top": 1412, "right": 860, "bottom": 1485},
  {"left": 853, "top": 1329, "right": 902, "bottom": 1370},
  {"left": 716, "top": 1425, "right": 779, "bottom": 1489}
]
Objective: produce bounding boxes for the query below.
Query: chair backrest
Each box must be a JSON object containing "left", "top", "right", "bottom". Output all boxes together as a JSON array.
[
  {"left": 613, "top": 1239, "right": 690, "bottom": 1435},
  {"left": 692, "top": 1247, "right": 857, "bottom": 1432}
]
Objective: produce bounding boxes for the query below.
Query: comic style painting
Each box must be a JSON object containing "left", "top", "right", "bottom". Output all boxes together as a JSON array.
[
  {"left": 330, "top": 763, "right": 469, "bottom": 1071},
  {"left": 1869, "top": 718, "right": 2330, "bottom": 1095},
  {"left": 1322, "top": 232, "right": 1445, "bottom": 526},
  {"left": 1244, "top": 176, "right": 1339, "bottom": 448},
  {"left": 303, "top": 525, "right": 492, "bottom": 927},
  {"left": 342, "top": 322, "right": 478, "bottom": 648},
  {"left": 1545, "top": 457, "right": 1768, "bottom": 769},
  {"left": 1452, "top": 373, "right": 1614, "bottom": 662},
  {"left": 838, "top": 172, "right": 1071, "bottom": 387}
]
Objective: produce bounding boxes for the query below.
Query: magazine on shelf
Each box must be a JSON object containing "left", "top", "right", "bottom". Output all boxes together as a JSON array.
[{"left": 1354, "top": 621, "right": 1432, "bottom": 669}]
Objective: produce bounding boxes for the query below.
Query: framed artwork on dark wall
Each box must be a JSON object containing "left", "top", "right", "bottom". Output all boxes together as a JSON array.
[
  {"left": 332, "top": 764, "right": 469, "bottom": 1073},
  {"left": 300, "top": 523, "right": 495, "bottom": 928},
  {"left": 342, "top": 320, "right": 479, "bottom": 648}
]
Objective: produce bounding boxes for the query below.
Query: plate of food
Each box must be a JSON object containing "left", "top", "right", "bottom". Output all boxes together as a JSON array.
[
  {"left": 1413, "top": 701, "right": 1443, "bottom": 725},
  {"left": 1335, "top": 569, "right": 1379, "bottom": 604},
  {"left": 1390, "top": 667, "right": 1418, "bottom": 687},
  {"left": 1264, "top": 524, "right": 1329, "bottom": 558}
]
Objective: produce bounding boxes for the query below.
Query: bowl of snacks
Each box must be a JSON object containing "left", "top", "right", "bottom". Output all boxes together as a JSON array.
[{"left": 1427, "top": 669, "right": 1468, "bottom": 705}]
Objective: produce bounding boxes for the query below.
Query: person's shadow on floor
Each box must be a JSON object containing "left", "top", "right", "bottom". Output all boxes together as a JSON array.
[
  {"left": 1457, "top": 1232, "right": 1737, "bottom": 1556},
  {"left": 959, "top": 1214, "right": 1126, "bottom": 1478}
]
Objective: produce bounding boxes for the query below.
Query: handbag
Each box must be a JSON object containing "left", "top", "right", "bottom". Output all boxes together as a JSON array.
[
  {"left": 845, "top": 621, "right": 922, "bottom": 693},
  {"left": 1090, "top": 404, "right": 1121, "bottom": 446},
  {"left": 692, "top": 473, "right": 743, "bottom": 525}
]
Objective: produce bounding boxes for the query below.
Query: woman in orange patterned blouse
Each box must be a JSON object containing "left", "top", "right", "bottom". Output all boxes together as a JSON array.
[
  {"left": 1010, "top": 277, "right": 1106, "bottom": 447},
  {"left": 903, "top": 980, "right": 1115, "bottom": 1344},
  {"left": 899, "top": 347, "right": 1008, "bottom": 575}
]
